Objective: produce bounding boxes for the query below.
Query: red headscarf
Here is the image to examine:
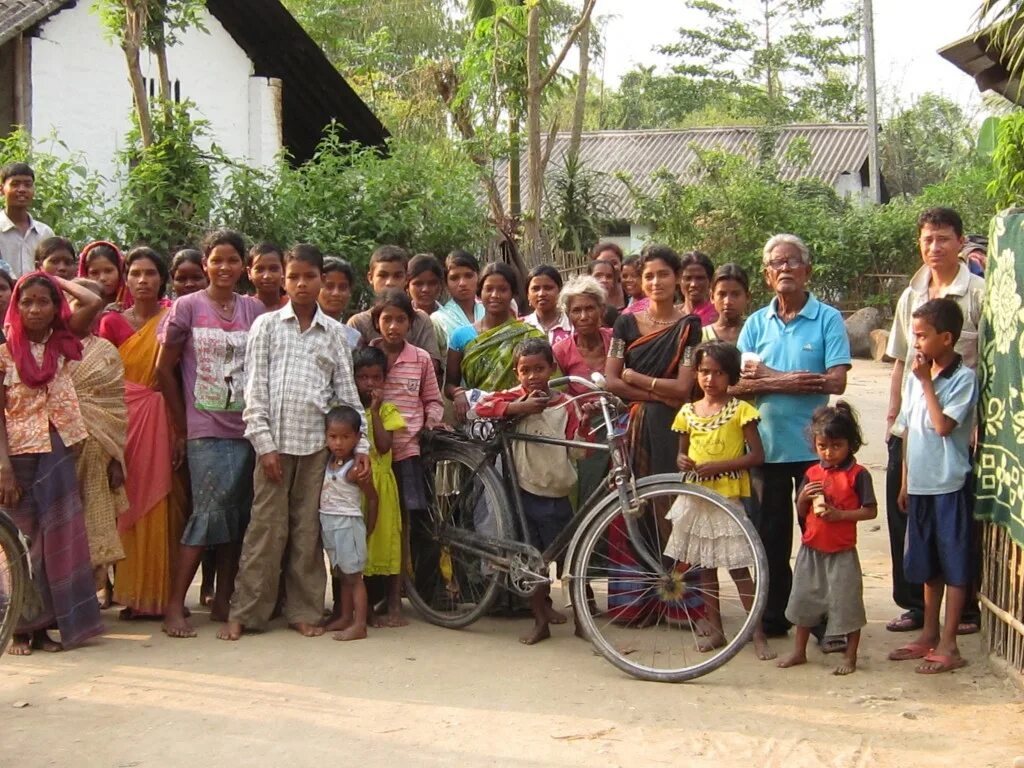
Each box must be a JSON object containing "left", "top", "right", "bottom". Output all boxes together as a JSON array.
[
  {"left": 4, "top": 272, "right": 83, "bottom": 389},
  {"left": 78, "top": 240, "right": 132, "bottom": 309}
]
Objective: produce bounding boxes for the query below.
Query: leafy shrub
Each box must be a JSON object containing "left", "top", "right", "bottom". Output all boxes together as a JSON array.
[{"left": 0, "top": 128, "right": 113, "bottom": 247}]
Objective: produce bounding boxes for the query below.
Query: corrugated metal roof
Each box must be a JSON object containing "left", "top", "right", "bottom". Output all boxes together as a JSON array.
[
  {"left": 496, "top": 123, "right": 869, "bottom": 219},
  {"left": 0, "top": 0, "right": 66, "bottom": 47}
]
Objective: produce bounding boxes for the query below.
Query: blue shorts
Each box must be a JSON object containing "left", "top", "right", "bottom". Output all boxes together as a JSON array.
[
  {"left": 320, "top": 514, "right": 367, "bottom": 575},
  {"left": 904, "top": 488, "right": 972, "bottom": 587}
]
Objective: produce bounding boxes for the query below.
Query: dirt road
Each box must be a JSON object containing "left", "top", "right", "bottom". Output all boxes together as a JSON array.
[{"left": 2, "top": 360, "right": 1022, "bottom": 767}]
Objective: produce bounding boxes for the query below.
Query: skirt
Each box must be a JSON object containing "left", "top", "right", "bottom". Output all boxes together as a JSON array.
[
  {"left": 182, "top": 438, "right": 254, "bottom": 547},
  {"left": 7, "top": 431, "right": 103, "bottom": 647},
  {"left": 664, "top": 494, "right": 753, "bottom": 569}
]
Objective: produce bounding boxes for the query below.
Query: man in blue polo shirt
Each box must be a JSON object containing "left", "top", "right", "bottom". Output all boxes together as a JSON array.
[{"left": 736, "top": 233, "right": 852, "bottom": 639}]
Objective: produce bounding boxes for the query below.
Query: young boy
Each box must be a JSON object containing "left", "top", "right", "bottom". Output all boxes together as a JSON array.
[
  {"left": 0, "top": 162, "right": 55, "bottom": 276},
  {"left": 889, "top": 298, "right": 978, "bottom": 674},
  {"left": 347, "top": 245, "right": 442, "bottom": 370},
  {"left": 320, "top": 406, "right": 378, "bottom": 641},
  {"left": 220, "top": 243, "right": 370, "bottom": 641},
  {"left": 475, "top": 338, "right": 585, "bottom": 645}
]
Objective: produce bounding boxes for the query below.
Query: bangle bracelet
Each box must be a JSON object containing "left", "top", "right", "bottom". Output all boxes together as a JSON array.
[
  {"left": 649, "top": 377, "right": 657, "bottom": 393},
  {"left": 624, "top": 369, "right": 631, "bottom": 386}
]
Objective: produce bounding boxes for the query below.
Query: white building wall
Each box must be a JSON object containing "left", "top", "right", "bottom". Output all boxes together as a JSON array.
[{"left": 29, "top": 3, "right": 281, "bottom": 187}]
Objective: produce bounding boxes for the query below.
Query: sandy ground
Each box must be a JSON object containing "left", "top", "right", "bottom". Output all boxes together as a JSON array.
[{"left": 2, "top": 360, "right": 1023, "bottom": 768}]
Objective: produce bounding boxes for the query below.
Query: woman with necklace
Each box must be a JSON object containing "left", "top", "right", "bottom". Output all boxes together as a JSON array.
[
  {"left": 445, "top": 262, "right": 544, "bottom": 420},
  {"left": 113, "top": 247, "right": 186, "bottom": 619},
  {"left": 522, "top": 265, "right": 572, "bottom": 346},
  {"left": 156, "top": 230, "right": 264, "bottom": 637},
  {"left": 604, "top": 244, "right": 704, "bottom": 625}
]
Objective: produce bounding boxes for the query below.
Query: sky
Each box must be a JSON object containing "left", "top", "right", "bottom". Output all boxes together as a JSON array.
[{"left": 595, "top": 0, "right": 985, "bottom": 118}]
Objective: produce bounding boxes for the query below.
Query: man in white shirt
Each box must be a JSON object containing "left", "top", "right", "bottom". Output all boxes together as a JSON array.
[{"left": 0, "top": 162, "right": 55, "bottom": 276}]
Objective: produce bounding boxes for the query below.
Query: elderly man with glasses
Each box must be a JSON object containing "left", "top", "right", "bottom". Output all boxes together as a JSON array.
[{"left": 735, "top": 233, "right": 852, "bottom": 644}]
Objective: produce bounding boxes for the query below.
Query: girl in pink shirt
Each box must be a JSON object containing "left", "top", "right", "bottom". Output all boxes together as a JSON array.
[{"left": 369, "top": 290, "right": 444, "bottom": 621}]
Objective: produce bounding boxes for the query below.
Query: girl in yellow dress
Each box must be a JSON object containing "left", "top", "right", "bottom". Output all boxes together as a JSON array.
[
  {"left": 351, "top": 347, "right": 406, "bottom": 627},
  {"left": 665, "top": 341, "right": 773, "bottom": 660}
]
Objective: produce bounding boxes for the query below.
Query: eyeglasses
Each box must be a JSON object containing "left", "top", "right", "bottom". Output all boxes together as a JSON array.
[{"left": 765, "top": 257, "right": 806, "bottom": 272}]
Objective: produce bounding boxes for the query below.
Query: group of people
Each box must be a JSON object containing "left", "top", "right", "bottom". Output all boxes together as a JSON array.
[{"left": 0, "top": 159, "right": 982, "bottom": 678}]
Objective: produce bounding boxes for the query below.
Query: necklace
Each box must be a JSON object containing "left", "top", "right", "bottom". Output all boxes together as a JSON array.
[
  {"left": 208, "top": 290, "right": 235, "bottom": 314},
  {"left": 645, "top": 308, "right": 678, "bottom": 326}
]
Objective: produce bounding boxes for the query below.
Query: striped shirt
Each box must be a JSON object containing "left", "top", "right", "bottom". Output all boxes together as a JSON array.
[
  {"left": 370, "top": 339, "right": 444, "bottom": 461},
  {"left": 243, "top": 302, "right": 368, "bottom": 457}
]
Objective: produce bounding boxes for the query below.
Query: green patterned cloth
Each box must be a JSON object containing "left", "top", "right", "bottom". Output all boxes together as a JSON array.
[{"left": 975, "top": 211, "right": 1024, "bottom": 547}]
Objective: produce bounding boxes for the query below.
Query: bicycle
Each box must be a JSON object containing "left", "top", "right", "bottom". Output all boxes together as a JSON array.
[
  {"left": 405, "top": 374, "right": 769, "bottom": 683},
  {"left": 0, "top": 508, "right": 29, "bottom": 656}
]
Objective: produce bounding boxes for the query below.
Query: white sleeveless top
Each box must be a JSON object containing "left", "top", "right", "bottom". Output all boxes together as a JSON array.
[{"left": 319, "top": 458, "right": 362, "bottom": 517}]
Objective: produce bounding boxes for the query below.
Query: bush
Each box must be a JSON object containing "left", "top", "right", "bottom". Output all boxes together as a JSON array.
[
  {"left": 623, "top": 148, "right": 994, "bottom": 308},
  {"left": 0, "top": 128, "right": 113, "bottom": 247}
]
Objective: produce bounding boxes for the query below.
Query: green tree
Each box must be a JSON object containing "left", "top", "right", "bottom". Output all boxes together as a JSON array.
[
  {"left": 880, "top": 94, "right": 976, "bottom": 198},
  {"left": 656, "top": 0, "right": 863, "bottom": 123}
]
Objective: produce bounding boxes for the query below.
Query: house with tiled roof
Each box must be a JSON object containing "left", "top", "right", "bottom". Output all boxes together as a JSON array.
[
  {"left": 497, "top": 124, "right": 879, "bottom": 252},
  {"left": 0, "top": 0, "right": 386, "bottom": 181}
]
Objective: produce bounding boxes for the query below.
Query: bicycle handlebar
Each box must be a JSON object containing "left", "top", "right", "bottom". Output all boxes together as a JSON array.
[{"left": 548, "top": 375, "right": 599, "bottom": 392}]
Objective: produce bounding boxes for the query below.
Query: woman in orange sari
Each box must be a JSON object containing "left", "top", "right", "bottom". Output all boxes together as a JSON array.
[{"left": 114, "top": 247, "right": 185, "bottom": 618}]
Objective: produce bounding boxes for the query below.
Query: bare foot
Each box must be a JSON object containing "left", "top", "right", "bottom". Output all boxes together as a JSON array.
[
  {"left": 519, "top": 623, "right": 551, "bottom": 645},
  {"left": 369, "top": 615, "right": 386, "bottom": 628},
  {"left": 161, "top": 610, "right": 197, "bottom": 639},
  {"left": 200, "top": 589, "right": 214, "bottom": 608},
  {"left": 544, "top": 606, "right": 568, "bottom": 625},
  {"left": 208, "top": 599, "right": 229, "bottom": 623},
  {"left": 696, "top": 630, "right": 727, "bottom": 653},
  {"left": 753, "top": 632, "right": 777, "bottom": 660},
  {"left": 833, "top": 655, "right": 857, "bottom": 675},
  {"left": 7, "top": 634, "right": 31, "bottom": 656},
  {"left": 217, "top": 620, "right": 243, "bottom": 641},
  {"left": 31, "top": 632, "right": 63, "bottom": 653},
  {"left": 288, "top": 621, "right": 326, "bottom": 637},
  {"left": 385, "top": 609, "right": 409, "bottom": 628},
  {"left": 323, "top": 615, "right": 352, "bottom": 632},
  {"left": 776, "top": 651, "right": 807, "bottom": 669},
  {"left": 334, "top": 624, "right": 367, "bottom": 641}
]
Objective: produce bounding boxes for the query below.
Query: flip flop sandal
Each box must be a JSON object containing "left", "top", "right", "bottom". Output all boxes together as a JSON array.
[
  {"left": 956, "top": 621, "right": 980, "bottom": 636},
  {"left": 888, "top": 641, "right": 932, "bottom": 661},
  {"left": 885, "top": 614, "right": 923, "bottom": 632},
  {"left": 916, "top": 653, "right": 967, "bottom": 674}
]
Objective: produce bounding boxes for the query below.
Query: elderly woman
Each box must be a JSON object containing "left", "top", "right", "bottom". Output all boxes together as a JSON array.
[
  {"left": 553, "top": 275, "right": 613, "bottom": 504},
  {"left": 735, "top": 233, "right": 851, "bottom": 643}
]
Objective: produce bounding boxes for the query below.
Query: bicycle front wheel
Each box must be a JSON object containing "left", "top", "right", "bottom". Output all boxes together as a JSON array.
[
  {"left": 570, "top": 479, "right": 767, "bottom": 683},
  {"left": 0, "top": 513, "right": 28, "bottom": 656},
  {"left": 405, "top": 439, "right": 513, "bottom": 629}
]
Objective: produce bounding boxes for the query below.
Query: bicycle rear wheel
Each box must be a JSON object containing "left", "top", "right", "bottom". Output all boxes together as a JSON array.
[
  {"left": 570, "top": 479, "right": 767, "bottom": 683},
  {"left": 0, "top": 513, "right": 28, "bottom": 656},
  {"left": 405, "top": 439, "right": 513, "bottom": 629}
]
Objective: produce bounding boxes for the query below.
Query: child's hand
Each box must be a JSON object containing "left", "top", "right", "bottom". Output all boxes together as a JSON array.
[
  {"left": 351, "top": 454, "right": 371, "bottom": 482},
  {"left": 797, "top": 480, "right": 824, "bottom": 505},
  {"left": 677, "top": 453, "right": 696, "bottom": 472},
  {"left": 519, "top": 390, "right": 550, "bottom": 415},
  {"left": 453, "top": 391, "right": 470, "bottom": 421},
  {"left": 370, "top": 387, "right": 384, "bottom": 411},
  {"left": 910, "top": 353, "right": 931, "bottom": 382},
  {"left": 693, "top": 461, "right": 725, "bottom": 479},
  {"left": 817, "top": 504, "right": 844, "bottom": 522}
]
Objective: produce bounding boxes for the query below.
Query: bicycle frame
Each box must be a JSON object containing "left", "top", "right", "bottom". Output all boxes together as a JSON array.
[{"left": 428, "top": 375, "right": 665, "bottom": 591}]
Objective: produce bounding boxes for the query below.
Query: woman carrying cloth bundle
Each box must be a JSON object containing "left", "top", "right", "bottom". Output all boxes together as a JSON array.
[
  {"left": 0, "top": 272, "right": 105, "bottom": 654},
  {"left": 605, "top": 244, "right": 704, "bottom": 625}
]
